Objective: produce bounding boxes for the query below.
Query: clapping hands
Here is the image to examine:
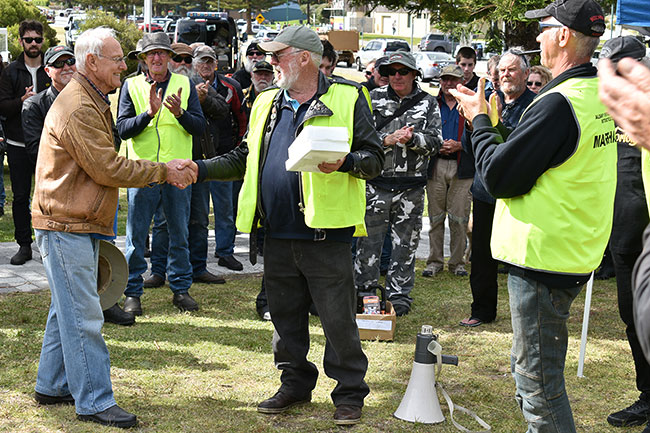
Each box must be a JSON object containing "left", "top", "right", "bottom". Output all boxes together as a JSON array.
[{"left": 166, "top": 159, "right": 198, "bottom": 189}]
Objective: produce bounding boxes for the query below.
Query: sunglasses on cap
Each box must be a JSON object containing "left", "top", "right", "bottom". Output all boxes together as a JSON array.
[
  {"left": 385, "top": 67, "right": 412, "bottom": 77},
  {"left": 173, "top": 55, "right": 193, "bottom": 64},
  {"left": 527, "top": 81, "right": 542, "bottom": 87},
  {"left": 22, "top": 37, "right": 43, "bottom": 44},
  {"left": 50, "top": 57, "right": 76, "bottom": 68}
]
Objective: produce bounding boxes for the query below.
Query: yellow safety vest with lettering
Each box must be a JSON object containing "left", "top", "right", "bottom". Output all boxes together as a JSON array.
[
  {"left": 237, "top": 84, "right": 369, "bottom": 236},
  {"left": 124, "top": 73, "right": 192, "bottom": 162},
  {"left": 491, "top": 77, "right": 617, "bottom": 274}
]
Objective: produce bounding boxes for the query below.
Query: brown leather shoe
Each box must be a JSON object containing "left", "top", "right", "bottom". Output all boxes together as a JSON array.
[
  {"left": 193, "top": 271, "right": 226, "bottom": 284},
  {"left": 257, "top": 391, "right": 310, "bottom": 414},
  {"left": 334, "top": 404, "right": 362, "bottom": 425}
]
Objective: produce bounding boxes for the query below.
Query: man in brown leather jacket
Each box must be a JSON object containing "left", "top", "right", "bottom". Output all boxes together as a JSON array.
[{"left": 31, "top": 27, "right": 194, "bottom": 429}]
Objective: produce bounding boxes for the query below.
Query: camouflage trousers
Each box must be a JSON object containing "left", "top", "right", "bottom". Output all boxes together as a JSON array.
[{"left": 354, "top": 184, "right": 425, "bottom": 309}]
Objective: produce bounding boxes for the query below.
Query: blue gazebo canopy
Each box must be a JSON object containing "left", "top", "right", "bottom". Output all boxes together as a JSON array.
[{"left": 263, "top": 2, "right": 306, "bottom": 22}]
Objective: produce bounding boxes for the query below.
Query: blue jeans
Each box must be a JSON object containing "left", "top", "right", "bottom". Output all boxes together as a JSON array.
[
  {"left": 34, "top": 230, "right": 116, "bottom": 415},
  {"left": 150, "top": 182, "right": 211, "bottom": 277},
  {"left": 209, "top": 180, "right": 235, "bottom": 257},
  {"left": 508, "top": 270, "right": 582, "bottom": 433},
  {"left": 125, "top": 184, "right": 192, "bottom": 297}
]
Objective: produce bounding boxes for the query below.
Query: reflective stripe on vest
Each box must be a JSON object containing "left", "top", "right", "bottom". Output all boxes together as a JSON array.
[
  {"left": 236, "top": 84, "right": 369, "bottom": 236},
  {"left": 491, "top": 76, "right": 617, "bottom": 274},
  {"left": 124, "top": 73, "right": 192, "bottom": 162}
]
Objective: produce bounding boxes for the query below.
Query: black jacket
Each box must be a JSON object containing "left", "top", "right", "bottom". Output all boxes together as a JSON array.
[
  {"left": 196, "top": 73, "right": 384, "bottom": 184},
  {"left": 22, "top": 85, "right": 58, "bottom": 163},
  {"left": 0, "top": 52, "right": 50, "bottom": 143},
  {"left": 192, "top": 74, "right": 230, "bottom": 160}
]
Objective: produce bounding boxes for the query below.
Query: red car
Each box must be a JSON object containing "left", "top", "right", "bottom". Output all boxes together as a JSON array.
[{"left": 138, "top": 23, "right": 164, "bottom": 32}]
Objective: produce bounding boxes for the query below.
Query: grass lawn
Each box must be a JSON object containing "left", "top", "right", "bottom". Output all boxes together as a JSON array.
[{"left": 0, "top": 260, "right": 638, "bottom": 432}]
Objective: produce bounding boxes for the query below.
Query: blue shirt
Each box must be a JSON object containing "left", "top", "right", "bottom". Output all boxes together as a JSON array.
[{"left": 260, "top": 92, "right": 354, "bottom": 242}]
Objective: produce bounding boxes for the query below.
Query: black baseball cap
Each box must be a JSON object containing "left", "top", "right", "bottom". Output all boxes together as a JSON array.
[
  {"left": 246, "top": 42, "right": 262, "bottom": 55},
  {"left": 44, "top": 45, "right": 74, "bottom": 65},
  {"left": 599, "top": 36, "right": 645, "bottom": 62},
  {"left": 525, "top": 0, "right": 606, "bottom": 37},
  {"left": 252, "top": 60, "right": 273, "bottom": 73}
]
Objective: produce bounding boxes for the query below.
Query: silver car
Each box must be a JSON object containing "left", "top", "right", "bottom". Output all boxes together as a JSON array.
[{"left": 414, "top": 51, "right": 455, "bottom": 82}]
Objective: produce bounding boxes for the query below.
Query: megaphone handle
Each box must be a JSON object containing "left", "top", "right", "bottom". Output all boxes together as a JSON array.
[{"left": 437, "top": 382, "right": 492, "bottom": 433}]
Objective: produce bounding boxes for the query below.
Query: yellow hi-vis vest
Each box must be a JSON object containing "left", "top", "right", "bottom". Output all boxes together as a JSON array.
[
  {"left": 236, "top": 84, "right": 370, "bottom": 236},
  {"left": 124, "top": 73, "right": 192, "bottom": 162},
  {"left": 491, "top": 77, "right": 617, "bottom": 275}
]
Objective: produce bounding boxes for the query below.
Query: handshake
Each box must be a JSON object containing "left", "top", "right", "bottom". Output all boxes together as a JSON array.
[{"left": 165, "top": 159, "right": 198, "bottom": 189}]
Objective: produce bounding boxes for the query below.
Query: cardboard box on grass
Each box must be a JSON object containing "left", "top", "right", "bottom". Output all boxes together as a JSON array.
[
  {"left": 356, "top": 301, "right": 396, "bottom": 341},
  {"left": 285, "top": 125, "right": 349, "bottom": 173}
]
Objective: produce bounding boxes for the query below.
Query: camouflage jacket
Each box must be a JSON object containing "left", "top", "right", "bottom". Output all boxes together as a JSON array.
[{"left": 370, "top": 84, "right": 442, "bottom": 179}]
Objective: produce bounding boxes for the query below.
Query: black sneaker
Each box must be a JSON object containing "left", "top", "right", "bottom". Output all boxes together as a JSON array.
[{"left": 607, "top": 399, "right": 650, "bottom": 427}]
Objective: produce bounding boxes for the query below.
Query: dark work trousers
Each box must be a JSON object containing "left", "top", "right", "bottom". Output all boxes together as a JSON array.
[
  {"left": 264, "top": 237, "right": 370, "bottom": 407},
  {"left": 611, "top": 250, "right": 650, "bottom": 400},
  {"left": 7, "top": 144, "right": 35, "bottom": 246},
  {"left": 469, "top": 198, "right": 498, "bottom": 322}
]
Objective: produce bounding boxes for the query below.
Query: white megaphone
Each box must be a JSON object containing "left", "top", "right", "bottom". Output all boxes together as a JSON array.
[{"left": 394, "top": 325, "right": 459, "bottom": 424}]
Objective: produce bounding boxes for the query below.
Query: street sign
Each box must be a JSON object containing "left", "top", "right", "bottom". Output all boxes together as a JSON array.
[{"left": 256, "top": 13, "right": 265, "bottom": 24}]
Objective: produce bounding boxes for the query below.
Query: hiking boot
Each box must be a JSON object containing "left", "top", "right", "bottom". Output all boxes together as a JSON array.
[{"left": 10, "top": 244, "right": 32, "bottom": 265}]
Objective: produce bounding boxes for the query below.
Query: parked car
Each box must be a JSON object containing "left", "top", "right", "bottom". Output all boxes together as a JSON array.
[
  {"left": 419, "top": 33, "right": 456, "bottom": 53},
  {"left": 64, "top": 14, "right": 86, "bottom": 48},
  {"left": 355, "top": 38, "right": 410, "bottom": 71},
  {"left": 138, "top": 23, "right": 164, "bottom": 32},
  {"left": 255, "top": 29, "right": 279, "bottom": 42},
  {"left": 414, "top": 51, "right": 455, "bottom": 81},
  {"left": 175, "top": 11, "right": 239, "bottom": 73},
  {"left": 163, "top": 20, "right": 177, "bottom": 43}
]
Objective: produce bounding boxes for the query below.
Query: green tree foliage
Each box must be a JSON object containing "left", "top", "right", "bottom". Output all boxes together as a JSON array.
[
  {"left": 0, "top": 0, "right": 57, "bottom": 60},
  {"left": 208, "top": 0, "right": 284, "bottom": 33},
  {"left": 353, "top": 0, "right": 615, "bottom": 52},
  {"left": 79, "top": 10, "right": 142, "bottom": 75}
]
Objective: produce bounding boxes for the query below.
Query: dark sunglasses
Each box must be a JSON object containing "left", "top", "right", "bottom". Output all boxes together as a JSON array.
[
  {"left": 22, "top": 37, "right": 43, "bottom": 44},
  {"left": 538, "top": 22, "right": 563, "bottom": 33},
  {"left": 527, "top": 81, "right": 542, "bottom": 87},
  {"left": 386, "top": 67, "right": 411, "bottom": 76},
  {"left": 364, "top": 71, "right": 372, "bottom": 76},
  {"left": 248, "top": 51, "right": 264, "bottom": 57},
  {"left": 50, "top": 57, "right": 76, "bottom": 69},
  {"left": 172, "top": 56, "right": 193, "bottom": 64}
]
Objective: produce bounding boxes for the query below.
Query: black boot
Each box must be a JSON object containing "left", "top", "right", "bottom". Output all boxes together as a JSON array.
[
  {"left": 10, "top": 244, "right": 32, "bottom": 265},
  {"left": 103, "top": 304, "right": 135, "bottom": 326}
]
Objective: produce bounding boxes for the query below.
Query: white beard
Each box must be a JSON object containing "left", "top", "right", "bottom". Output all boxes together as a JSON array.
[
  {"left": 276, "top": 62, "right": 299, "bottom": 90},
  {"left": 244, "top": 58, "right": 260, "bottom": 73},
  {"left": 170, "top": 64, "right": 192, "bottom": 77}
]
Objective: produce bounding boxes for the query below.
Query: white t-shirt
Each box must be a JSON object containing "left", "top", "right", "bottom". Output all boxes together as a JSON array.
[{"left": 25, "top": 64, "right": 39, "bottom": 93}]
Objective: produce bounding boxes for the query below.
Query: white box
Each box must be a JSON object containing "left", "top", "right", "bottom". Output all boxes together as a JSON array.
[{"left": 285, "top": 126, "right": 349, "bottom": 173}]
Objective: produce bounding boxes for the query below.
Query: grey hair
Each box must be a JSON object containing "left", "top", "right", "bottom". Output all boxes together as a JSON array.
[
  {"left": 310, "top": 51, "right": 322, "bottom": 68},
  {"left": 500, "top": 47, "right": 530, "bottom": 72},
  {"left": 569, "top": 29, "right": 600, "bottom": 59},
  {"left": 75, "top": 27, "right": 116, "bottom": 73}
]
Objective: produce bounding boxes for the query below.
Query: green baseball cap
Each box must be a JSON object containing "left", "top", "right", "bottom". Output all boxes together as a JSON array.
[
  {"left": 258, "top": 25, "right": 324, "bottom": 55},
  {"left": 439, "top": 65, "right": 463, "bottom": 79}
]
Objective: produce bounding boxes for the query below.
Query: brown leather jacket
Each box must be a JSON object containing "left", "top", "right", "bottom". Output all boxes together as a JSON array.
[{"left": 32, "top": 73, "right": 168, "bottom": 236}]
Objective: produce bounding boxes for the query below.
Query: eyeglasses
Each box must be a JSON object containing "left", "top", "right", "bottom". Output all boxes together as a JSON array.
[
  {"left": 98, "top": 54, "right": 126, "bottom": 64},
  {"left": 527, "top": 81, "right": 543, "bottom": 87},
  {"left": 364, "top": 71, "right": 372, "bottom": 76},
  {"left": 21, "top": 37, "right": 43, "bottom": 44},
  {"left": 248, "top": 51, "right": 264, "bottom": 57},
  {"left": 270, "top": 49, "right": 299, "bottom": 62},
  {"left": 145, "top": 50, "right": 169, "bottom": 58},
  {"left": 386, "top": 68, "right": 412, "bottom": 76},
  {"left": 538, "top": 22, "right": 564, "bottom": 33},
  {"left": 49, "top": 57, "right": 76, "bottom": 69},
  {"left": 173, "top": 56, "right": 193, "bottom": 64}
]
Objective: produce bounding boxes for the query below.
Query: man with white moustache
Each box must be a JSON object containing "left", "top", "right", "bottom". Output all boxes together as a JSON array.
[
  {"left": 243, "top": 60, "right": 274, "bottom": 111},
  {"left": 233, "top": 41, "right": 266, "bottom": 90}
]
